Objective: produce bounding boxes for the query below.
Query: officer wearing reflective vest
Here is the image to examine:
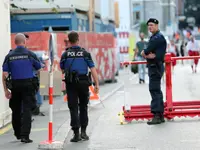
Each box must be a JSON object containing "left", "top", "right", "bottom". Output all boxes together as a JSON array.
[
  {"left": 141, "top": 18, "right": 167, "bottom": 125},
  {"left": 2, "top": 33, "right": 42, "bottom": 143},
  {"left": 60, "top": 31, "right": 99, "bottom": 142}
]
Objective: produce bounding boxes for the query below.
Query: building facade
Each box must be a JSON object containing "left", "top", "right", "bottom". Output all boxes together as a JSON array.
[
  {"left": 0, "top": 0, "right": 12, "bottom": 128},
  {"left": 10, "top": 0, "right": 116, "bottom": 34},
  {"left": 130, "top": 0, "right": 177, "bottom": 31},
  {"left": 115, "top": 0, "right": 134, "bottom": 63},
  {"left": 175, "top": 0, "right": 185, "bottom": 16}
]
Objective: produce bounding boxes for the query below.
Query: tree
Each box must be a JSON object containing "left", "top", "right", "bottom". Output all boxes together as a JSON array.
[{"left": 139, "top": 22, "right": 148, "bottom": 37}]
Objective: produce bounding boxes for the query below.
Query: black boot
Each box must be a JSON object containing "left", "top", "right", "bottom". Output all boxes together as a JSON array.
[
  {"left": 70, "top": 129, "right": 81, "bottom": 142},
  {"left": 139, "top": 79, "right": 142, "bottom": 84},
  {"left": 14, "top": 134, "right": 21, "bottom": 140},
  {"left": 81, "top": 127, "right": 89, "bottom": 141},
  {"left": 147, "top": 114, "right": 162, "bottom": 125},
  {"left": 160, "top": 114, "right": 165, "bottom": 123},
  {"left": 32, "top": 106, "right": 39, "bottom": 115},
  {"left": 21, "top": 136, "right": 33, "bottom": 143},
  {"left": 142, "top": 79, "right": 145, "bottom": 84}
]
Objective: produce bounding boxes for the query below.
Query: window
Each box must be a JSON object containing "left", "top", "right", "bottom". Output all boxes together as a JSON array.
[
  {"left": 133, "top": 11, "right": 140, "bottom": 24},
  {"left": 132, "top": 3, "right": 141, "bottom": 24},
  {"left": 136, "top": 11, "right": 140, "bottom": 20},
  {"left": 78, "top": 25, "right": 82, "bottom": 31}
]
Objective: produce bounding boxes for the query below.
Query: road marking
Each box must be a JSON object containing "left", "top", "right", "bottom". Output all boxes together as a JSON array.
[
  {"left": 0, "top": 124, "right": 47, "bottom": 136},
  {"left": 0, "top": 124, "right": 12, "bottom": 135},
  {"left": 32, "top": 128, "right": 47, "bottom": 132},
  {"left": 180, "top": 140, "right": 200, "bottom": 143}
]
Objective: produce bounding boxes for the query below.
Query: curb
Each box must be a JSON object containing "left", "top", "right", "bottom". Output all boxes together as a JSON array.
[
  {"left": 38, "top": 83, "right": 124, "bottom": 150},
  {"left": 101, "top": 83, "right": 124, "bottom": 101}
]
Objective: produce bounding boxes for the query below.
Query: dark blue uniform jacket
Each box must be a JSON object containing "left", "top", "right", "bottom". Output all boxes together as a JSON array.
[
  {"left": 60, "top": 46, "right": 95, "bottom": 75},
  {"left": 2, "top": 46, "right": 42, "bottom": 80},
  {"left": 144, "top": 31, "right": 167, "bottom": 64}
]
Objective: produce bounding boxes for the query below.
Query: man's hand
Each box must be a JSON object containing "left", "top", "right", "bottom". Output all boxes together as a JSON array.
[
  {"left": 141, "top": 50, "right": 146, "bottom": 58},
  {"left": 94, "top": 85, "right": 99, "bottom": 94},
  {"left": 146, "top": 53, "right": 156, "bottom": 59},
  {"left": 2, "top": 72, "right": 11, "bottom": 99},
  {"left": 5, "top": 90, "right": 11, "bottom": 99}
]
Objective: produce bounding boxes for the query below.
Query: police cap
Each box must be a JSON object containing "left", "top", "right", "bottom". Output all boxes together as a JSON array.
[
  {"left": 147, "top": 18, "right": 159, "bottom": 25},
  {"left": 24, "top": 33, "right": 29, "bottom": 39}
]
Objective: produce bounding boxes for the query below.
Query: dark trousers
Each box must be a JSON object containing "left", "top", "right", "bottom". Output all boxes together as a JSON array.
[
  {"left": 148, "top": 63, "right": 164, "bottom": 115},
  {"left": 66, "top": 82, "right": 89, "bottom": 131},
  {"left": 9, "top": 80, "right": 35, "bottom": 138}
]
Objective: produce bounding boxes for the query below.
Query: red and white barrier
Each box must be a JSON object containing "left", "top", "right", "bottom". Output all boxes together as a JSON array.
[{"left": 48, "top": 71, "right": 53, "bottom": 143}]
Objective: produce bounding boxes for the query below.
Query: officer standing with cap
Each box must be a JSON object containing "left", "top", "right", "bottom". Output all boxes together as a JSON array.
[
  {"left": 2, "top": 33, "right": 42, "bottom": 143},
  {"left": 60, "top": 31, "right": 99, "bottom": 142},
  {"left": 141, "top": 18, "right": 167, "bottom": 125}
]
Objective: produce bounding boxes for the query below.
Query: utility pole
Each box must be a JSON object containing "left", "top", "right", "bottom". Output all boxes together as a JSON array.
[
  {"left": 129, "top": 0, "right": 132, "bottom": 29},
  {"left": 168, "top": 0, "right": 171, "bottom": 25},
  {"left": 88, "top": 0, "right": 95, "bottom": 32},
  {"left": 143, "top": 0, "right": 146, "bottom": 21}
]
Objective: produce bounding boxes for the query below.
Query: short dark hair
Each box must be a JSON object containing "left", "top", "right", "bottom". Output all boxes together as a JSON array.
[
  {"left": 68, "top": 31, "right": 79, "bottom": 44},
  {"left": 15, "top": 33, "right": 26, "bottom": 45}
]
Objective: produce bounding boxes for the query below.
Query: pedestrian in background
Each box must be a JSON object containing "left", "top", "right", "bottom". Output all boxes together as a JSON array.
[
  {"left": 180, "top": 40, "right": 186, "bottom": 65},
  {"left": 141, "top": 18, "right": 167, "bottom": 125},
  {"left": 2, "top": 33, "right": 42, "bottom": 143},
  {"left": 168, "top": 40, "right": 179, "bottom": 70},
  {"left": 134, "top": 32, "right": 148, "bottom": 84},
  {"left": 186, "top": 36, "right": 200, "bottom": 73},
  {"left": 64, "top": 38, "right": 71, "bottom": 51},
  {"left": 60, "top": 31, "right": 99, "bottom": 142}
]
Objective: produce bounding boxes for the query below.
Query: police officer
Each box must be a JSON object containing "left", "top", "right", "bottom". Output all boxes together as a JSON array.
[
  {"left": 60, "top": 31, "right": 99, "bottom": 142},
  {"left": 141, "top": 18, "right": 167, "bottom": 125},
  {"left": 32, "top": 54, "right": 46, "bottom": 116},
  {"left": 9, "top": 34, "right": 29, "bottom": 53},
  {"left": 7, "top": 33, "right": 36, "bottom": 121},
  {"left": 64, "top": 38, "right": 71, "bottom": 50},
  {"left": 2, "top": 33, "right": 42, "bottom": 143}
]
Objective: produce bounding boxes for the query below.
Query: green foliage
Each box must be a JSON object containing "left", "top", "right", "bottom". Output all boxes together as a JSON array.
[{"left": 139, "top": 22, "right": 148, "bottom": 37}]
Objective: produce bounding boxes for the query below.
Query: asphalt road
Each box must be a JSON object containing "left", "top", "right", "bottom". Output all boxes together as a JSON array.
[
  {"left": 0, "top": 72, "right": 124, "bottom": 150},
  {"left": 64, "top": 63, "right": 200, "bottom": 150}
]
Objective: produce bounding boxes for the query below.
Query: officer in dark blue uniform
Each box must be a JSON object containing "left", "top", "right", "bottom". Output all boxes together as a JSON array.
[
  {"left": 7, "top": 33, "right": 37, "bottom": 122},
  {"left": 60, "top": 31, "right": 99, "bottom": 142},
  {"left": 2, "top": 33, "right": 42, "bottom": 143},
  {"left": 141, "top": 18, "right": 167, "bottom": 125}
]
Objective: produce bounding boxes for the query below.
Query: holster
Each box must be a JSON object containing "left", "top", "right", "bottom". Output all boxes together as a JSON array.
[
  {"left": 77, "top": 73, "right": 92, "bottom": 86},
  {"left": 65, "top": 70, "right": 79, "bottom": 84}
]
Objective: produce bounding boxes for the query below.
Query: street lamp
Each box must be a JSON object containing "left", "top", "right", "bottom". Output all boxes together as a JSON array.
[{"left": 143, "top": 0, "right": 146, "bottom": 21}]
